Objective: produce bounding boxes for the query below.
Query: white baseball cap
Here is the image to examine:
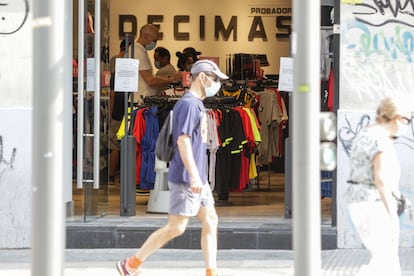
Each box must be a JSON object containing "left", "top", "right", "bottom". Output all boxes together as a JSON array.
[{"left": 190, "top": 60, "right": 229, "bottom": 80}]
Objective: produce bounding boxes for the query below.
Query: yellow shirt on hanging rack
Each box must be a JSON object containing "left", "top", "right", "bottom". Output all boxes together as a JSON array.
[{"left": 116, "top": 107, "right": 133, "bottom": 140}]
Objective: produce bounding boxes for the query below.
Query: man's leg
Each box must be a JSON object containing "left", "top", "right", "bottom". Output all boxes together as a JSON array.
[
  {"left": 197, "top": 205, "right": 219, "bottom": 273},
  {"left": 135, "top": 214, "right": 190, "bottom": 261},
  {"left": 117, "top": 214, "right": 190, "bottom": 275}
]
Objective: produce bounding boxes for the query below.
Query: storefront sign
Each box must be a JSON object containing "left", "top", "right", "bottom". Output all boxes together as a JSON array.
[
  {"left": 111, "top": 1, "right": 292, "bottom": 74},
  {"left": 119, "top": 13, "right": 292, "bottom": 41}
]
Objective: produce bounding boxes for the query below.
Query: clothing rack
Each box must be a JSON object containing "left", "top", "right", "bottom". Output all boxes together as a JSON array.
[
  {"left": 226, "top": 53, "right": 267, "bottom": 81},
  {"left": 143, "top": 95, "right": 181, "bottom": 104},
  {"left": 203, "top": 96, "right": 238, "bottom": 105}
]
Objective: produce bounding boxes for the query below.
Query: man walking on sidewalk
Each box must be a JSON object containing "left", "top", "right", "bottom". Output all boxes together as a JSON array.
[{"left": 116, "top": 60, "right": 229, "bottom": 276}]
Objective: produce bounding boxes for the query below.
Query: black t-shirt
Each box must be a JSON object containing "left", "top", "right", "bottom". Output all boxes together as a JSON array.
[{"left": 110, "top": 73, "right": 125, "bottom": 121}]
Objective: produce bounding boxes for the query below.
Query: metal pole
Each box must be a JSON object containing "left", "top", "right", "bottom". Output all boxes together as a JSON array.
[
  {"left": 77, "top": 0, "right": 85, "bottom": 189},
  {"left": 32, "top": 0, "right": 70, "bottom": 274},
  {"left": 120, "top": 34, "right": 136, "bottom": 216},
  {"left": 331, "top": 0, "right": 341, "bottom": 228},
  {"left": 93, "top": 0, "right": 101, "bottom": 189},
  {"left": 122, "top": 35, "right": 130, "bottom": 213},
  {"left": 292, "top": 0, "right": 321, "bottom": 275}
]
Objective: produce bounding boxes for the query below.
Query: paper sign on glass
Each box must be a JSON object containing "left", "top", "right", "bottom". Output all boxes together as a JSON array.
[
  {"left": 278, "top": 57, "right": 294, "bottom": 92},
  {"left": 114, "top": 58, "right": 139, "bottom": 92}
]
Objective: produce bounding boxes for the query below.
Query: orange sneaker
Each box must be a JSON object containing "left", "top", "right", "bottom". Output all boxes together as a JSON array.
[{"left": 116, "top": 258, "right": 140, "bottom": 276}]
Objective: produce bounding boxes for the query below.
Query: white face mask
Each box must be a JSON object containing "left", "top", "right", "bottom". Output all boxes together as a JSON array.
[
  {"left": 201, "top": 76, "right": 221, "bottom": 97},
  {"left": 146, "top": 40, "right": 156, "bottom": 51}
]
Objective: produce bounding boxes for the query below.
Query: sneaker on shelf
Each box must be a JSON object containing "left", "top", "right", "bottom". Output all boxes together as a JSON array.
[{"left": 116, "top": 258, "right": 140, "bottom": 276}]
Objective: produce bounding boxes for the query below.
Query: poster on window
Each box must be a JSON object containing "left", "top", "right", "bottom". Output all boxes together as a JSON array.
[
  {"left": 114, "top": 58, "right": 139, "bottom": 92},
  {"left": 278, "top": 57, "right": 293, "bottom": 92}
]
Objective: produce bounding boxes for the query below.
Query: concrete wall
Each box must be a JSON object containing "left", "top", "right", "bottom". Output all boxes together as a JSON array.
[
  {"left": 337, "top": 1, "right": 414, "bottom": 248},
  {"left": 0, "top": 0, "right": 32, "bottom": 248}
]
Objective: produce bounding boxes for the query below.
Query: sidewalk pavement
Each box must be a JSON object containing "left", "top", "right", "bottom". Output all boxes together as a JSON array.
[{"left": 0, "top": 248, "right": 413, "bottom": 276}]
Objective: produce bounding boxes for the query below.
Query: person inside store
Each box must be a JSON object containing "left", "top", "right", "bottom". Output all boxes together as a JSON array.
[
  {"left": 183, "top": 47, "right": 201, "bottom": 63},
  {"left": 108, "top": 39, "right": 131, "bottom": 182},
  {"left": 154, "top": 46, "right": 177, "bottom": 94},
  {"left": 154, "top": 46, "right": 176, "bottom": 78},
  {"left": 176, "top": 51, "right": 195, "bottom": 72},
  {"left": 116, "top": 60, "right": 229, "bottom": 276},
  {"left": 346, "top": 96, "right": 413, "bottom": 276},
  {"left": 134, "top": 24, "right": 182, "bottom": 104}
]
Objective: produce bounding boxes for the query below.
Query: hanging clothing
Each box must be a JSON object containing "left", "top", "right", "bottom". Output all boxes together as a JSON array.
[
  {"left": 130, "top": 99, "right": 176, "bottom": 189},
  {"left": 206, "top": 109, "right": 220, "bottom": 191},
  {"left": 215, "top": 108, "right": 246, "bottom": 194},
  {"left": 327, "top": 68, "right": 334, "bottom": 112},
  {"left": 255, "top": 89, "right": 285, "bottom": 164},
  {"left": 138, "top": 106, "right": 159, "bottom": 190},
  {"left": 132, "top": 108, "right": 147, "bottom": 186},
  {"left": 222, "top": 88, "right": 256, "bottom": 108},
  {"left": 243, "top": 107, "right": 261, "bottom": 179},
  {"left": 234, "top": 107, "right": 257, "bottom": 190}
]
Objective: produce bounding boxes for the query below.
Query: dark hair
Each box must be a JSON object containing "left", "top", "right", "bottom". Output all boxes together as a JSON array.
[
  {"left": 155, "top": 47, "right": 171, "bottom": 60},
  {"left": 119, "top": 39, "right": 132, "bottom": 51},
  {"left": 183, "top": 47, "right": 201, "bottom": 61},
  {"left": 176, "top": 51, "right": 193, "bottom": 71}
]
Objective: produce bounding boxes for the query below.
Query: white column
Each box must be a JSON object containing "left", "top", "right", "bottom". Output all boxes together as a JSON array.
[
  {"left": 32, "top": 0, "right": 71, "bottom": 274},
  {"left": 292, "top": 1, "right": 322, "bottom": 275}
]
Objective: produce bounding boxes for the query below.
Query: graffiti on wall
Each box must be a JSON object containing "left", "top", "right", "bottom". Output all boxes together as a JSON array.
[
  {"left": 340, "top": 1, "right": 414, "bottom": 108},
  {"left": 338, "top": 114, "right": 371, "bottom": 157},
  {"left": 0, "top": 136, "right": 16, "bottom": 181},
  {"left": 343, "top": 0, "right": 414, "bottom": 63},
  {"left": 343, "top": 21, "right": 414, "bottom": 63},
  {"left": 351, "top": 0, "right": 414, "bottom": 27},
  {"left": 339, "top": 113, "right": 414, "bottom": 157},
  {"left": 0, "top": 0, "right": 29, "bottom": 35}
]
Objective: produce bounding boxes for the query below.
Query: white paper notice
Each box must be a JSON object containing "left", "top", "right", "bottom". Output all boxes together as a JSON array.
[
  {"left": 86, "top": 58, "right": 95, "bottom": 91},
  {"left": 114, "top": 58, "right": 139, "bottom": 92},
  {"left": 278, "top": 57, "right": 294, "bottom": 92}
]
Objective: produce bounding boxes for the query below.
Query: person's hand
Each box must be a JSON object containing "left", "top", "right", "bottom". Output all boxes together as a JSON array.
[
  {"left": 189, "top": 176, "right": 203, "bottom": 194},
  {"left": 172, "top": 71, "right": 183, "bottom": 82}
]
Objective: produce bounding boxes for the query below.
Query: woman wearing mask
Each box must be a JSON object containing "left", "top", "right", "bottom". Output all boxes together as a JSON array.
[{"left": 346, "top": 96, "right": 413, "bottom": 276}]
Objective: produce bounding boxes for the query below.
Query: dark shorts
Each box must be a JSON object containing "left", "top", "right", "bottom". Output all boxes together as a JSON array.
[
  {"left": 168, "top": 182, "right": 215, "bottom": 217},
  {"left": 109, "top": 119, "right": 122, "bottom": 151}
]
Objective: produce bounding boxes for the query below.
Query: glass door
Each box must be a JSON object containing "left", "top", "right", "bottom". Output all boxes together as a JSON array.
[{"left": 72, "top": 0, "right": 110, "bottom": 222}]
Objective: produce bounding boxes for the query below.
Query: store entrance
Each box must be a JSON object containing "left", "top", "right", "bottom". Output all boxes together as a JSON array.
[
  {"left": 72, "top": 0, "right": 111, "bottom": 222},
  {"left": 72, "top": 91, "right": 110, "bottom": 222},
  {"left": 70, "top": 1, "right": 334, "bottom": 223}
]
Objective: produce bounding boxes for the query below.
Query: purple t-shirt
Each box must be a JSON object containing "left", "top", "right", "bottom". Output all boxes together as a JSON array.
[{"left": 167, "top": 92, "right": 207, "bottom": 185}]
